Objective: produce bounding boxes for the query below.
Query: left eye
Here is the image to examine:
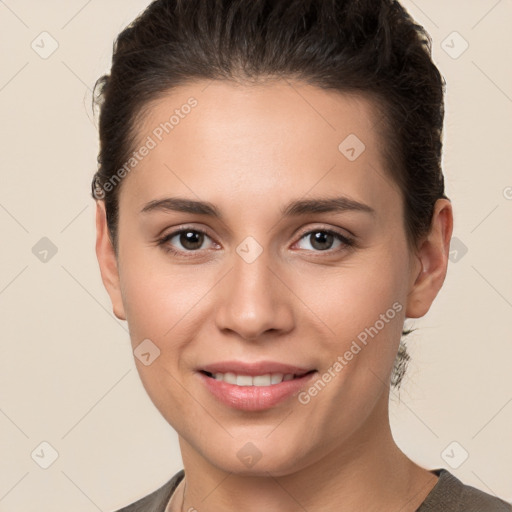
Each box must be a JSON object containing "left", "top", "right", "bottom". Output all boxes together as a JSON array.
[{"left": 295, "top": 230, "right": 353, "bottom": 252}]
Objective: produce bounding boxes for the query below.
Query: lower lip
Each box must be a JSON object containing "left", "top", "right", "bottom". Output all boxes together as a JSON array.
[{"left": 198, "top": 371, "right": 317, "bottom": 411}]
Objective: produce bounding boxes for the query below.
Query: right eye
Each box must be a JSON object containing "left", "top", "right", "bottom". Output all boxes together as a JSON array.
[{"left": 157, "top": 227, "right": 217, "bottom": 256}]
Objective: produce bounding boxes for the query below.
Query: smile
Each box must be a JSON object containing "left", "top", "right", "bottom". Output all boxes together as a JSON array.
[
  {"left": 198, "top": 367, "right": 318, "bottom": 411},
  {"left": 201, "top": 370, "right": 314, "bottom": 387}
]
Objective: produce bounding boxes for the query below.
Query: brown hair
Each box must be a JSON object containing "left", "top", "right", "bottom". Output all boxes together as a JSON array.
[{"left": 91, "top": 0, "right": 448, "bottom": 388}]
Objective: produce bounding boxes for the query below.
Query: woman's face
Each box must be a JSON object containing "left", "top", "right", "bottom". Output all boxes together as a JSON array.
[{"left": 96, "top": 79, "right": 444, "bottom": 475}]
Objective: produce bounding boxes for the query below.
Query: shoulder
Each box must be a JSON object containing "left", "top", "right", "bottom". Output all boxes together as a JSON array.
[
  {"left": 110, "top": 470, "right": 185, "bottom": 512},
  {"left": 418, "top": 468, "right": 512, "bottom": 512}
]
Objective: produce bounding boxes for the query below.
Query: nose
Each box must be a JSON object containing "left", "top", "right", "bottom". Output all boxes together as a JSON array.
[{"left": 214, "top": 249, "right": 295, "bottom": 342}]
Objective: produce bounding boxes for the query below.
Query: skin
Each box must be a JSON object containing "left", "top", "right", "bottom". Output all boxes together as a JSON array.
[{"left": 95, "top": 79, "right": 453, "bottom": 512}]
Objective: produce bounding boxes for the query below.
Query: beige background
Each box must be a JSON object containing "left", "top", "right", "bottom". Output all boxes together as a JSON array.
[{"left": 0, "top": 0, "right": 511, "bottom": 510}]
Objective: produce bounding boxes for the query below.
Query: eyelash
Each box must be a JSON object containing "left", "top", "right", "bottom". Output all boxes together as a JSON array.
[{"left": 156, "top": 225, "right": 356, "bottom": 258}]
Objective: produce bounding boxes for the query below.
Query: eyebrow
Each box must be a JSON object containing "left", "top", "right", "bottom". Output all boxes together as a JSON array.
[{"left": 140, "top": 195, "right": 375, "bottom": 218}]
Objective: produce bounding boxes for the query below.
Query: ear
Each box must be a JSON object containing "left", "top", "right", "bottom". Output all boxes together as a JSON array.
[
  {"left": 95, "top": 200, "right": 126, "bottom": 321},
  {"left": 405, "top": 198, "right": 454, "bottom": 318}
]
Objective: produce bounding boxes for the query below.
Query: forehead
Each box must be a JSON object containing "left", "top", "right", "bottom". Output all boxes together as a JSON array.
[
  {"left": 138, "top": 78, "right": 383, "bottom": 152},
  {"left": 122, "top": 79, "right": 399, "bottom": 214}
]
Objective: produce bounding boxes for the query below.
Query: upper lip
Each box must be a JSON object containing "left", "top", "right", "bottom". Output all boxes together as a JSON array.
[{"left": 199, "top": 360, "right": 316, "bottom": 376}]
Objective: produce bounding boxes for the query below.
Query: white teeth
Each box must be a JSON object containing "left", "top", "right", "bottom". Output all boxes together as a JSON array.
[
  {"left": 270, "top": 373, "right": 283, "bottom": 384},
  {"left": 223, "top": 372, "right": 237, "bottom": 384},
  {"left": 209, "top": 372, "right": 297, "bottom": 386},
  {"left": 253, "top": 374, "right": 272, "bottom": 386},
  {"left": 236, "top": 375, "right": 253, "bottom": 386}
]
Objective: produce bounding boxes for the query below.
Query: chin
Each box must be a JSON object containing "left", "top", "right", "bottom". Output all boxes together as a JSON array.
[{"left": 201, "top": 436, "right": 312, "bottom": 477}]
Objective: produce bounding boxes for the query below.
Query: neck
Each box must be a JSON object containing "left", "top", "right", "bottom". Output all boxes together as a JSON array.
[{"left": 176, "top": 393, "right": 438, "bottom": 512}]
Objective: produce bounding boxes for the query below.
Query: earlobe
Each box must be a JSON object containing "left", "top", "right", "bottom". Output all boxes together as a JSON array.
[
  {"left": 95, "top": 200, "right": 127, "bottom": 321},
  {"left": 405, "top": 199, "right": 453, "bottom": 319}
]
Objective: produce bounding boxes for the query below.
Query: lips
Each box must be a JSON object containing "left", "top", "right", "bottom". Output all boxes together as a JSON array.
[{"left": 197, "top": 360, "right": 318, "bottom": 411}]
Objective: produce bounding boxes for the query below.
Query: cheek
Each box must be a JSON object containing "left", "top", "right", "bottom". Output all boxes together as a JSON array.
[
  {"left": 118, "top": 256, "right": 213, "bottom": 426},
  {"left": 299, "top": 255, "right": 406, "bottom": 337},
  {"left": 120, "top": 264, "right": 215, "bottom": 342},
  {"left": 292, "top": 253, "right": 409, "bottom": 395}
]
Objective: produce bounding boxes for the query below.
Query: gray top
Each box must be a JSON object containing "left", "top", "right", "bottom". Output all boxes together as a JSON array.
[{"left": 113, "top": 468, "right": 512, "bottom": 512}]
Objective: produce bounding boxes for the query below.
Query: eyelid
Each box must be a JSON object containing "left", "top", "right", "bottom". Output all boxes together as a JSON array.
[
  {"left": 293, "top": 223, "right": 354, "bottom": 242},
  {"left": 158, "top": 223, "right": 213, "bottom": 238}
]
